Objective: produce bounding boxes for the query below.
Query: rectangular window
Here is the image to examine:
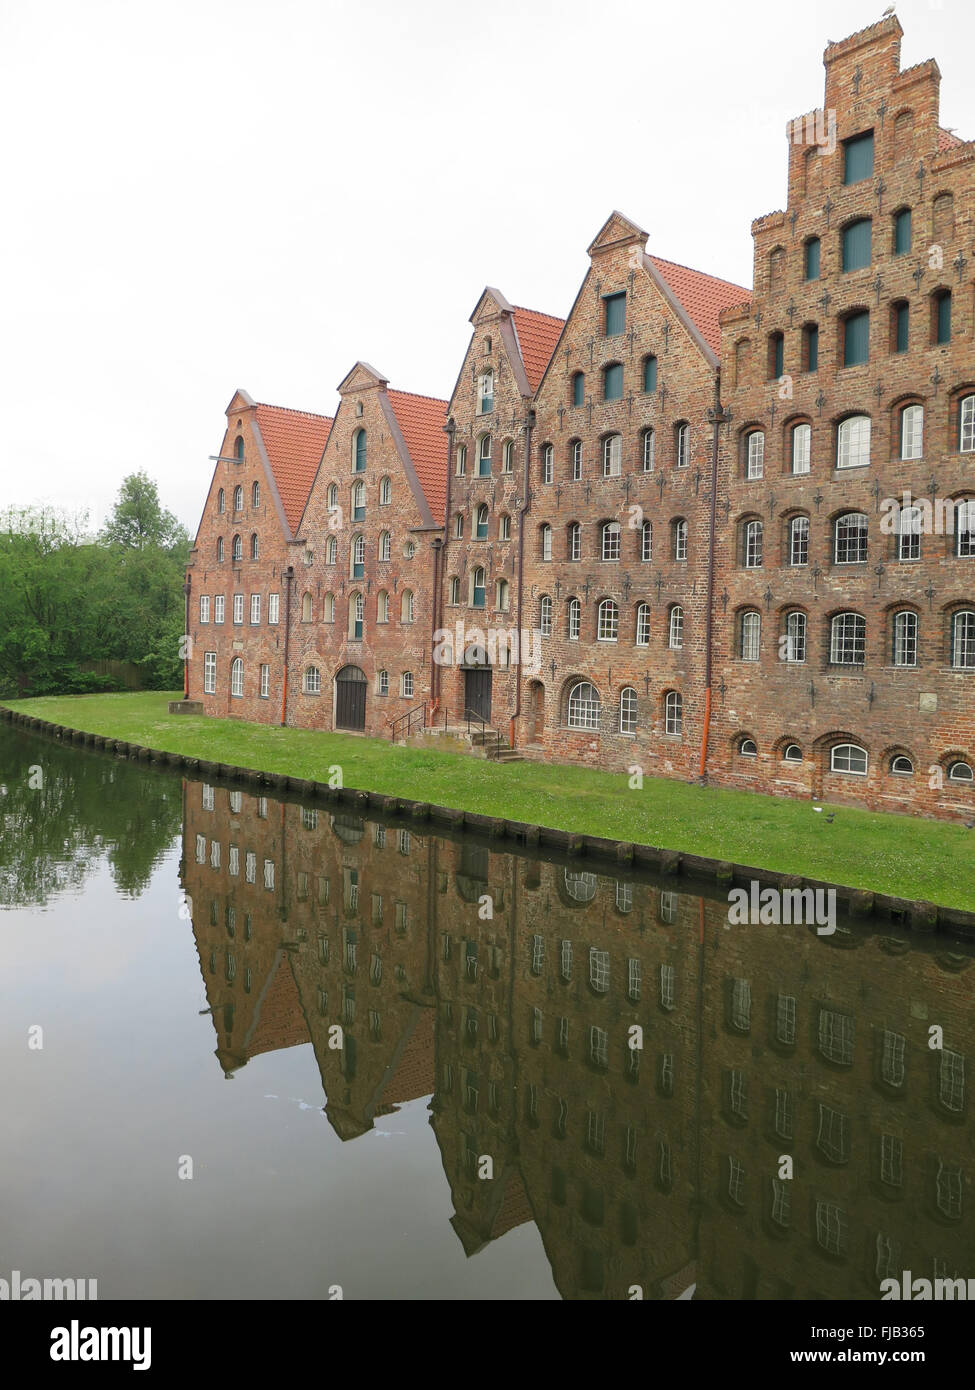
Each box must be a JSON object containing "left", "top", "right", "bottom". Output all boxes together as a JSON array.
[
  {"left": 843, "top": 311, "right": 870, "bottom": 367},
  {"left": 268, "top": 592, "right": 279, "bottom": 624},
  {"left": 263, "top": 859, "right": 275, "bottom": 890},
  {"left": 841, "top": 219, "right": 872, "bottom": 271},
  {"left": 402, "top": 672, "right": 414, "bottom": 698},
  {"left": 805, "top": 323, "right": 818, "bottom": 372},
  {"left": 259, "top": 663, "right": 270, "bottom": 697},
  {"left": 604, "top": 292, "right": 625, "bottom": 336},
  {"left": 792, "top": 423, "right": 811, "bottom": 474},
  {"left": 203, "top": 651, "right": 217, "bottom": 694},
  {"left": 603, "top": 363, "right": 623, "bottom": 400},
  {"left": 937, "top": 292, "right": 951, "bottom": 345},
  {"left": 232, "top": 593, "right": 244, "bottom": 624},
  {"left": 894, "top": 302, "right": 909, "bottom": 353},
  {"left": 214, "top": 596, "right": 225, "bottom": 624},
  {"left": 843, "top": 130, "right": 874, "bottom": 184},
  {"left": 245, "top": 851, "right": 256, "bottom": 883},
  {"left": 250, "top": 594, "right": 260, "bottom": 624},
  {"left": 804, "top": 238, "right": 820, "bottom": 280},
  {"left": 893, "top": 207, "right": 911, "bottom": 255},
  {"left": 199, "top": 595, "right": 210, "bottom": 623}
]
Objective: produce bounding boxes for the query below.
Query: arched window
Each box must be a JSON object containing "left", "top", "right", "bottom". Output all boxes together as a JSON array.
[
  {"left": 326, "top": 536, "right": 337, "bottom": 565},
  {"left": 602, "top": 434, "right": 622, "bottom": 477},
  {"left": 567, "top": 681, "right": 601, "bottom": 730},
  {"left": 217, "top": 488, "right": 225, "bottom": 513},
  {"left": 351, "top": 534, "right": 365, "bottom": 578},
  {"left": 834, "top": 512, "right": 868, "bottom": 564},
  {"left": 740, "top": 610, "right": 761, "bottom": 660},
  {"left": 746, "top": 430, "right": 765, "bottom": 479},
  {"left": 960, "top": 394, "right": 975, "bottom": 453},
  {"left": 232, "top": 534, "right": 242, "bottom": 562},
  {"left": 642, "top": 427, "right": 655, "bottom": 472},
  {"left": 600, "top": 521, "right": 620, "bottom": 561},
  {"left": 789, "top": 515, "right": 809, "bottom": 566},
  {"left": 539, "top": 595, "right": 552, "bottom": 635},
  {"left": 900, "top": 404, "right": 924, "bottom": 460},
  {"left": 619, "top": 687, "right": 637, "bottom": 735},
  {"left": 948, "top": 760, "right": 974, "bottom": 782},
  {"left": 540, "top": 442, "right": 553, "bottom": 483},
  {"left": 234, "top": 436, "right": 244, "bottom": 461},
  {"left": 455, "top": 442, "right": 467, "bottom": 476},
  {"left": 951, "top": 611, "right": 975, "bottom": 668},
  {"left": 352, "top": 480, "right": 365, "bottom": 521},
  {"left": 837, "top": 414, "right": 871, "bottom": 469},
  {"left": 471, "top": 568, "right": 486, "bottom": 609},
  {"left": 379, "top": 476, "right": 391, "bottom": 504},
  {"left": 783, "top": 611, "right": 807, "bottom": 663},
  {"left": 323, "top": 593, "right": 335, "bottom": 623},
  {"left": 897, "top": 505, "right": 921, "bottom": 561},
  {"left": 446, "top": 576, "right": 460, "bottom": 607},
  {"left": 231, "top": 658, "right": 244, "bottom": 697},
  {"left": 499, "top": 514, "right": 511, "bottom": 541},
  {"left": 217, "top": 536, "right": 225, "bottom": 562},
  {"left": 569, "top": 438, "right": 583, "bottom": 480},
  {"left": 303, "top": 666, "right": 321, "bottom": 695},
  {"left": 379, "top": 531, "right": 391, "bottom": 562},
  {"left": 251, "top": 481, "right": 260, "bottom": 508},
  {"left": 477, "top": 370, "right": 493, "bottom": 414},
  {"left": 643, "top": 355, "right": 658, "bottom": 393},
  {"left": 668, "top": 605, "right": 684, "bottom": 650},
  {"left": 641, "top": 519, "right": 652, "bottom": 562},
  {"left": 636, "top": 603, "right": 650, "bottom": 647},
  {"left": 476, "top": 504, "right": 489, "bottom": 540},
  {"left": 890, "top": 755, "right": 914, "bottom": 775},
  {"left": 743, "top": 519, "right": 763, "bottom": 568},
  {"left": 568, "top": 521, "right": 581, "bottom": 561},
  {"left": 250, "top": 533, "right": 258, "bottom": 560},
  {"left": 841, "top": 217, "right": 872, "bottom": 271},
  {"left": 301, "top": 592, "right": 313, "bottom": 622},
  {"left": 501, "top": 440, "right": 514, "bottom": 473},
  {"left": 830, "top": 612, "right": 866, "bottom": 665},
  {"left": 571, "top": 372, "right": 585, "bottom": 407},
  {"left": 540, "top": 523, "right": 552, "bottom": 560},
  {"left": 350, "top": 592, "right": 364, "bottom": 640},
  {"left": 739, "top": 737, "right": 757, "bottom": 756},
  {"left": 453, "top": 512, "right": 464, "bottom": 539},
  {"left": 353, "top": 429, "right": 366, "bottom": 472},
  {"left": 377, "top": 669, "right": 389, "bottom": 696},
  {"left": 783, "top": 743, "right": 803, "bottom": 762},
  {"left": 401, "top": 589, "right": 415, "bottom": 623},
  {"left": 496, "top": 578, "right": 509, "bottom": 611},
  {"left": 597, "top": 599, "right": 619, "bottom": 641},
  {"left": 478, "top": 434, "right": 492, "bottom": 475},
  {"left": 675, "top": 422, "right": 690, "bottom": 468},
  {"left": 664, "top": 691, "right": 682, "bottom": 736},
  {"left": 831, "top": 743, "right": 867, "bottom": 775},
  {"left": 233, "top": 485, "right": 243, "bottom": 511},
  {"left": 956, "top": 500, "right": 975, "bottom": 557},
  {"left": 567, "top": 597, "right": 581, "bottom": 641},
  {"left": 327, "top": 482, "right": 338, "bottom": 510}
]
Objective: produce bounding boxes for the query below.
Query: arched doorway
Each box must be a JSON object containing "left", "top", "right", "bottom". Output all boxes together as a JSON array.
[
  {"left": 527, "top": 680, "right": 545, "bottom": 742},
  {"left": 335, "top": 665, "right": 367, "bottom": 730}
]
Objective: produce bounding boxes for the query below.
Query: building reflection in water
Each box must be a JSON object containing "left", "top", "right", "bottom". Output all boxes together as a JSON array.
[{"left": 180, "top": 778, "right": 974, "bottom": 1300}]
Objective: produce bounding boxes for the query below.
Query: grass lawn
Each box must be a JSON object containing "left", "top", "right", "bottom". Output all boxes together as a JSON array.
[{"left": 5, "top": 690, "right": 974, "bottom": 910}]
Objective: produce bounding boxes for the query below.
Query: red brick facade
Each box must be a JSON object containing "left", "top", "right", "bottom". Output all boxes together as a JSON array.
[{"left": 185, "top": 17, "right": 974, "bottom": 821}]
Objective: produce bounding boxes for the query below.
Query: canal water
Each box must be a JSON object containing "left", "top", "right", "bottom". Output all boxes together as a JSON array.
[{"left": 1, "top": 724, "right": 972, "bottom": 1300}]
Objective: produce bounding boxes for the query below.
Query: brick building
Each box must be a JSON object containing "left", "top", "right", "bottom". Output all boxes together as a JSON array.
[{"left": 185, "top": 17, "right": 974, "bottom": 820}]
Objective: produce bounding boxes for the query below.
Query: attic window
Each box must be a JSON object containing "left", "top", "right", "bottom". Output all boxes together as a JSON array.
[
  {"left": 484, "top": 337, "right": 492, "bottom": 355},
  {"left": 355, "top": 402, "right": 364, "bottom": 417}
]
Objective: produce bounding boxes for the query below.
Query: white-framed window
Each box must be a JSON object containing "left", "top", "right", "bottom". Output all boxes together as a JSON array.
[
  {"left": 568, "top": 597, "right": 581, "bottom": 640},
  {"left": 477, "top": 370, "right": 493, "bottom": 414},
  {"left": 589, "top": 947, "right": 610, "bottom": 993},
  {"left": 960, "top": 394, "right": 975, "bottom": 452},
  {"left": 232, "top": 593, "right": 243, "bottom": 624},
  {"left": 783, "top": 611, "right": 806, "bottom": 663},
  {"left": 455, "top": 443, "right": 467, "bottom": 476},
  {"left": 499, "top": 514, "right": 511, "bottom": 541},
  {"left": 323, "top": 592, "right": 335, "bottom": 623},
  {"left": 642, "top": 427, "right": 655, "bottom": 472},
  {"left": 669, "top": 605, "right": 684, "bottom": 649},
  {"left": 597, "top": 599, "right": 618, "bottom": 641},
  {"left": 881, "top": 1030, "right": 905, "bottom": 1088},
  {"left": 956, "top": 500, "right": 975, "bottom": 557},
  {"left": 744, "top": 519, "right": 763, "bottom": 568},
  {"left": 263, "top": 859, "right": 275, "bottom": 890},
  {"left": 567, "top": 681, "right": 600, "bottom": 730},
  {"left": 746, "top": 430, "right": 765, "bottom": 479},
  {"left": 502, "top": 441, "right": 513, "bottom": 473},
  {"left": 776, "top": 994, "right": 796, "bottom": 1045},
  {"left": 602, "top": 434, "right": 622, "bottom": 477},
  {"left": 664, "top": 690, "right": 682, "bottom": 736},
  {"left": 570, "top": 439, "right": 583, "bottom": 480},
  {"left": 379, "top": 531, "right": 391, "bottom": 562},
  {"left": 818, "top": 1008, "right": 855, "bottom": 1063},
  {"left": 250, "top": 594, "right": 260, "bottom": 624},
  {"left": 230, "top": 657, "right": 243, "bottom": 697},
  {"left": 195, "top": 834, "right": 206, "bottom": 863},
  {"left": 815, "top": 1202, "right": 847, "bottom": 1255},
  {"left": 601, "top": 521, "right": 620, "bottom": 561},
  {"left": 636, "top": 602, "right": 650, "bottom": 646},
  {"left": 539, "top": 595, "right": 552, "bottom": 635},
  {"left": 233, "top": 484, "right": 243, "bottom": 512},
  {"left": 740, "top": 610, "right": 760, "bottom": 660},
  {"left": 401, "top": 671, "right": 414, "bottom": 698},
  {"left": 232, "top": 534, "right": 242, "bottom": 562},
  {"left": 540, "top": 524, "right": 552, "bottom": 561},
  {"left": 892, "top": 610, "right": 918, "bottom": 666},
  {"left": 447, "top": 577, "right": 459, "bottom": 606},
  {"left": 259, "top": 663, "right": 270, "bottom": 698},
  {"left": 303, "top": 665, "right": 321, "bottom": 694},
  {"left": 619, "top": 686, "right": 637, "bottom": 734},
  {"left": 203, "top": 651, "right": 216, "bottom": 694},
  {"left": 496, "top": 578, "right": 509, "bottom": 611},
  {"left": 830, "top": 612, "right": 866, "bottom": 664},
  {"left": 675, "top": 423, "right": 690, "bottom": 468},
  {"left": 950, "top": 609, "right": 975, "bottom": 668},
  {"left": 791, "top": 422, "right": 811, "bottom": 474},
  {"left": 377, "top": 669, "right": 389, "bottom": 696},
  {"left": 478, "top": 433, "right": 492, "bottom": 475},
  {"left": 268, "top": 592, "right": 279, "bottom": 624},
  {"left": 541, "top": 442, "right": 554, "bottom": 483},
  {"left": 213, "top": 595, "right": 225, "bottom": 625},
  {"left": 789, "top": 515, "right": 809, "bottom": 566},
  {"left": 326, "top": 536, "right": 337, "bottom": 565},
  {"left": 201, "top": 784, "right": 214, "bottom": 811},
  {"left": 401, "top": 589, "right": 415, "bottom": 623},
  {"left": 199, "top": 595, "right": 210, "bottom": 623},
  {"left": 568, "top": 521, "right": 581, "bottom": 561},
  {"left": 830, "top": 742, "right": 868, "bottom": 775},
  {"left": 674, "top": 519, "right": 688, "bottom": 561},
  {"left": 659, "top": 963, "right": 676, "bottom": 1010},
  {"left": 835, "top": 511, "right": 868, "bottom": 563},
  {"left": 901, "top": 403, "right": 924, "bottom": 460},
  {"left": 837, "top": 413, "right": 871, "bottom": 469},
  {"left": 377, "top": 589, "right": 389, "bottom": 622}
]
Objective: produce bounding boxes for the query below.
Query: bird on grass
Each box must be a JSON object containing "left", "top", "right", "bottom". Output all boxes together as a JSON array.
[{"left": 825, "top": 813, "right": 835, "bottom": 824}]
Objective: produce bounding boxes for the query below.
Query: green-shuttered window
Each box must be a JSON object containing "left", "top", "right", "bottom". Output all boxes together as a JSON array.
[
  {"left": 893, "top": 208, "right": 911, "bottom": 256},
  {"left": 841, "top": 219, "right": 872, "bottom": 272},
  {"left": 804, "top": 237, "right": 820, "bottom": 280},
  {"left": 804, "top": 324, "right": 819, "bottom": 372},
  {"left": 843, "top": 311, "right": 870, "bottom": 367},
  {"left": 572, "top": 371, "right": 585, "bottom": 406},
  {"left": 603, "top": 363, "right": 623, "bottom": 400},
  {"left": 893, "top": 302, "right": 909, "bottom": 354},
  {"left": 604, "top": 293, "right": 625, "bottom": 337},
  {"left": 936, "top": 291, "right": 952, "bottom": 345},
  {"left": 770, "top": 333, "right": 784, "bottom": 379},
  {"left": 643, "top": 355, "right": 658, "bottom": 393},
  {"left": 843, "top": 131, "right": 874, "bottom": 184}
]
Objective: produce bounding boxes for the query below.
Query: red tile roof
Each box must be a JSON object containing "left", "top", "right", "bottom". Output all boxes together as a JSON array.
[
  {"left": 387, "top": 389, "right": 449, "bottom": 523},
  {"left": 254, "top": 403, "right": 333, "bottom": 536},
  {"left": 512, "top": 307, "right": 566, "bottom": 392},
  {"left": 938, "top": 127, "right": 964, "bottom": 151},
  {"left": 647, "top": 255, "right": 751, "bottom": 356}
]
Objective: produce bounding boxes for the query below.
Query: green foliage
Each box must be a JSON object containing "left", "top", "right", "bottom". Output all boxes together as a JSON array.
[{"left": 0, "top": 474, "right": 189, "bottom": 697}]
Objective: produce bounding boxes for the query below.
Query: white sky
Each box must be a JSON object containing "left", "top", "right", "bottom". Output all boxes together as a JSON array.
[{"left": 2, "top": 0, "right": 972, "bottom": 535}]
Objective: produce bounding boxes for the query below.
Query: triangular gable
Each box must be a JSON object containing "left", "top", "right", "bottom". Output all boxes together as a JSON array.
[
  {"left": 253, "top": 403, "right": 334, "bottom": 536},
  {"left": 645, "top": 255, "right": 751, "bottom": 360},
  {"left": 337, "top": 360, "right": 388, "bottom": 393},
  {"left": 385, "top": 389, "right": 449, "bottom": 527},
  {"left": 587, "top": 209, "right": 649, "bottom": 256}
]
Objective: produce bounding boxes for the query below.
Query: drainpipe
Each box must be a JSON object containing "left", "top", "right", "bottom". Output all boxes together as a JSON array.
[
  {"left": 699, "top": 371, "right": 730, "bottom": 779},
  {"left": 439, "top": 418, "right": 456, "bottom": 722},
  {"left": 280, "top": 565, "right": 293, "bottom": 726},
  {"left": 182, "top": 576, "right": 191, "bottom": 699},
  {"left": 513, "top": 407, "right": 535, "bottom": 747},
  {"left": 429, "top": 534, "right": 443, "bottom": 724}
]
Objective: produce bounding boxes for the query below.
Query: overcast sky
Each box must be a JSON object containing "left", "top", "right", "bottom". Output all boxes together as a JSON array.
[{"left": 2, "top": 0, "right": 972, "bottom": 536}]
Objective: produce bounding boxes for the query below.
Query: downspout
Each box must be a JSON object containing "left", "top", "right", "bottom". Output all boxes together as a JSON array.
[
  {"left": 438, "top": 418, "right": 456, "bottom": 723},
  {"left": 513, "top": 407, "right": 535, "bottom": 747},
  {"left": 280, "top": 565, "right": 293, "bottom": 727},
  {"left": 699, "top": 371, "right": 729, "bottom": 779},
  {"left": 182, "top": 576, "right": 191, "bottom": 698},
  {"left": 429, "top": 535, "right": 443, "bottom": 725}
]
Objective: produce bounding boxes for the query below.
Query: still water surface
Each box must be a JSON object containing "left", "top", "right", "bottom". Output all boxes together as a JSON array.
[{"left": 1, "top": 725, "right": 972, "bottom": 1300}]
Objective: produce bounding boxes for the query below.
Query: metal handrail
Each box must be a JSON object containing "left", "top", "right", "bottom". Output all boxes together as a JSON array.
[
  {"left": 390, "top": 701, "right": 427, "bottom": 743},
  {"left": 463, "top": 707, "right": 504, "bottom": 759}
]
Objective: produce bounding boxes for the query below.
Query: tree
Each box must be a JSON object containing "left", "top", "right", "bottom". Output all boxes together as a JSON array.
[{"left": 101, "top": 471, "right": 189, "bottom": 553}]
